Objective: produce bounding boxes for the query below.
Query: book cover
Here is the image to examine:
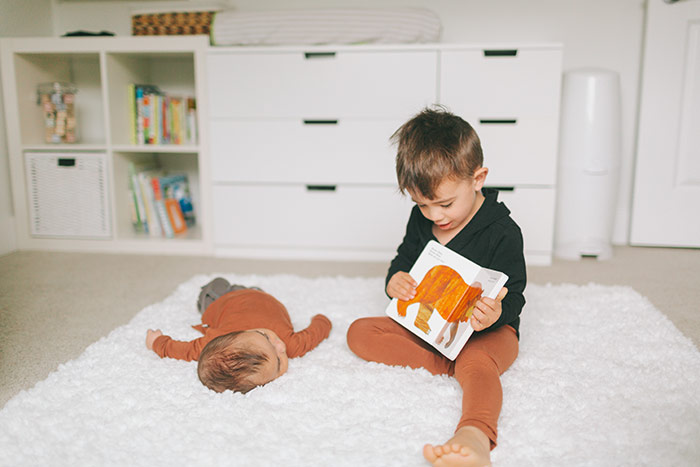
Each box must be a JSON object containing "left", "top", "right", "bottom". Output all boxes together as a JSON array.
[
  {"left": 164, "top": 198, "right": 187, "bottom": 235},
  {"left": 385, "top": 240, "right": 508, "bottom": 360},
  {"left": 159, "top": 174, "right": 195, "bottom": 227}
]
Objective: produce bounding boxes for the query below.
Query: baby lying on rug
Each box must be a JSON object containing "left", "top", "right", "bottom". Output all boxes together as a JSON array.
[{"left": 146, "top": 278, "right": 332, "bottom": 393}]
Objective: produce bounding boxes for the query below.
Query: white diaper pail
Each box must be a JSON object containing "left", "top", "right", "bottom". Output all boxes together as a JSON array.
[{"left": 554, "top": 69, "right": 621, "bottom": 260}]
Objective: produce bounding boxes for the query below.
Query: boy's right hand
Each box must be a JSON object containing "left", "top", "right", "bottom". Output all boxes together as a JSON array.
[
  {"left": 146, "top": 329, "right": 163, "bottom": 350},
  {"left": 386, "top": 271, "right": 417, "bottom": 301}
]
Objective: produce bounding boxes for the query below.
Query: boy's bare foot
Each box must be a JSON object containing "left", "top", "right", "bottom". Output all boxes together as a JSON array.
[{"left": 423, "top": 426, "right": 492, "bottom": 467}]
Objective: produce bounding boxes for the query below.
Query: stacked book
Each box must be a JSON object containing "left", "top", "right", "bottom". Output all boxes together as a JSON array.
[
  {"left": 128, "top": 84, "right": 197, "bottom": 145},
  {"left": 128, "top": 163, "right": 196, "bottom": 238}
]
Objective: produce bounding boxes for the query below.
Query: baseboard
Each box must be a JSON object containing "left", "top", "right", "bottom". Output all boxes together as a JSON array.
[{"left": 0, "top": 215, "right": 17, "bottom": 255}]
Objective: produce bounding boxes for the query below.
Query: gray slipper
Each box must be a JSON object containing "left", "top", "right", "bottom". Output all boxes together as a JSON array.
[{"left": 197, "top": 277, "right": 231, "bottom": 314}]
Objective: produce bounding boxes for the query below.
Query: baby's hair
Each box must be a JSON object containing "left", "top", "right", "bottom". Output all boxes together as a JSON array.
[
  {"left": 197, "top": 331, "right": 270, "bottom": 394},
  {"left": 392, "top": 106, "right": 483, "bottom": 199}
]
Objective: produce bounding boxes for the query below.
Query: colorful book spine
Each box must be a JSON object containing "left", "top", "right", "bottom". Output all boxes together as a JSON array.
[
  {"left": 151, "top": 177, "right": 174, "bottom": 238},
  {"left": 138, "top": 171, "right": 162, "bottom": 238},
  {"left": 127, "top": 84, "right": 137, "bottom": 145},
  {"left": 187, "top": 97, "right": 197, "bottom": 144},
  {"left": 128, "top": 163, "right": 148, "bottom": 233},
  {"left": 130, "top": 84, "right": 196, "bottom": 146},
  {"left": 135, "top": 86, "right": 145, "bottom": 145}
]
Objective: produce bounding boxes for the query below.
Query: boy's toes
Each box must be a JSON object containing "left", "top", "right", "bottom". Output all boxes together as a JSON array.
[{"left": 423, "top": 444, "right": 439, "bottom": 462}]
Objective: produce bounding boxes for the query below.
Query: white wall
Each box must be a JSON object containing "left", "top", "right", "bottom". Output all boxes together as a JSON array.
[
  {"left": 0, "top": 0, "right": 55, "bottom": 256},
  {"left": 6, "top": 0, "right": 647, "bottom": 250}
]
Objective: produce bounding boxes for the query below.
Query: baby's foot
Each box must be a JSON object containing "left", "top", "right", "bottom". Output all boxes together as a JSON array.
[{"left": 423, "top": 426, "right": 491, "bottom": 467}]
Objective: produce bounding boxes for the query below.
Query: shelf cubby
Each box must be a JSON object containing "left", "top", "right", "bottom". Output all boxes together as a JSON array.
[
  {"left": 13, "top": 52, "right": 105, "bottom": 146},
  {"left": 105, "top": 51, "right": 197, "bottom": 147}
]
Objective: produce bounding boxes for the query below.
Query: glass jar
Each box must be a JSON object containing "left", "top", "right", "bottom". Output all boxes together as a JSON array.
[{"left": 37, "top": 82, "right": 78, "bottom": 143}]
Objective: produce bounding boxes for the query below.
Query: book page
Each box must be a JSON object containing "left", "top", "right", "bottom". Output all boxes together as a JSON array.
[{"left": 385, "top": 240, "right": 508, "bottom": 360}]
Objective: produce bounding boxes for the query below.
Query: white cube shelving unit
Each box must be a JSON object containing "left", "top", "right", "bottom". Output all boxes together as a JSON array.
[{"left": 1, "top": 36, "right": 211, "bottom": 255}]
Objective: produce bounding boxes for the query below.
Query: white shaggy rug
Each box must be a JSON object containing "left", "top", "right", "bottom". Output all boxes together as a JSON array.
[{"left": 1, "top": 275, "right": 699, "bottom": 467}]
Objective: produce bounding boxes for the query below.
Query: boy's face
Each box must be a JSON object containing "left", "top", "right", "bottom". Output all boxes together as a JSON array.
[
  {"left": 237, "top": 328, "right": 289, "bottom": 386},
  {"left": 409, "top": 169, "right": 488, "bottom": 240}
]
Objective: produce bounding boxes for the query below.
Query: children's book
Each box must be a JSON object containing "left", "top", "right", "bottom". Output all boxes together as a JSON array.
[
  {"left": 127, "top": 162, "right": 148, "bottom": 233},
  {"left": 385, "top": 240, "right": 509, "bottom": 360},
  {"left": 159, "top": 174, "right": 195, "bottom": 227}
]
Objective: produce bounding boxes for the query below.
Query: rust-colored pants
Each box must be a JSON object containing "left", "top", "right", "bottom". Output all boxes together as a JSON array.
[{"left": 346, "top": 317, "right": 518, "bottom": 448}]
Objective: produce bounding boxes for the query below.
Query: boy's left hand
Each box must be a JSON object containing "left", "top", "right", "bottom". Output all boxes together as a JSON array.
[{"left": 470, "top": 287, "right": 507, "bottom": 332}]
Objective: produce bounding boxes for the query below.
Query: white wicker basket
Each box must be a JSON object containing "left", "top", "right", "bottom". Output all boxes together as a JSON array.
[{"left": 25, "top": 152, "right": 111, "bottom": 238}]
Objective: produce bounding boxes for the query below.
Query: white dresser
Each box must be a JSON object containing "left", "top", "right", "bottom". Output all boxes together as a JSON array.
[
  {"left": 440, "top": 45, "right": 562, "bottom": 265},
  {"left": 206, "top": 44, "right": 562, "bottom": 264}
]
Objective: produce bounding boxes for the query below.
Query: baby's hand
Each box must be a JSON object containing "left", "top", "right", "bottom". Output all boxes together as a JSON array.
[
  {"left": 146, "top": 329, "right": 163, "bottom": 350},
  {"left": 387, "top": 271, "right": 417, "bottom": 301},
  {"left": 470, "top": 286, "right": 507, "bottom": 332}
]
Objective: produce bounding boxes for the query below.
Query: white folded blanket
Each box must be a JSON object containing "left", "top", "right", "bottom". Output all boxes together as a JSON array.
[{"left": 211, "top": 8, "right": 441, "bottom": 46}]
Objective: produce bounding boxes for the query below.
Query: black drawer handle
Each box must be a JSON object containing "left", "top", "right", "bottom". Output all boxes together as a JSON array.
[
  {"left": 479, "top": 119, "right": 518, "bottom": 125},
  {"left": 483, "top": 49, "right": 518, "bottom": 57},
  {"left": 485, "top": 186, "right": 515, "bottom": 192},
  {"left": 58, "top": 158, "right": 76, "bottom": 167},
  {"left": 304, "top": 52, "right": 336, "bottom": 59},
  {"left": 303, "top": 120, "right": 338, "bottom": 125},
  {"left": 306, "top": 185, "right": 337, "bottom": 192}
]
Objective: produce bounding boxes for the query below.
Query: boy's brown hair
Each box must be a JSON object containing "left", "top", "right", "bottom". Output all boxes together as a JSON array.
[
  {"left": 197, "top": 331, "right": 269, "bottom": 394},
  {"left": 392, "top": 106, "right": 483, "bottom": 199}
]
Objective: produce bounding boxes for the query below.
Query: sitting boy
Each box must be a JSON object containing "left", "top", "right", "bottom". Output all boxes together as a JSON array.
[
  {"left": 146, "top": 278, "right": 332, "bottom": 394},
  {"left": 347, "top": 107, "right": 526, "bottom": 466}
]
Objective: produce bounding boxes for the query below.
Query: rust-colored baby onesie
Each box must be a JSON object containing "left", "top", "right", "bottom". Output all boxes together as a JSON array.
[{"left": 152, "top": 288, "right": 331, "bottom": 361}]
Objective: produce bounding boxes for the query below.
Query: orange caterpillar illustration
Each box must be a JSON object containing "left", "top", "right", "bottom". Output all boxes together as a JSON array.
[{"left": 397, "top": 265, "right": 483, "bottom": 348}]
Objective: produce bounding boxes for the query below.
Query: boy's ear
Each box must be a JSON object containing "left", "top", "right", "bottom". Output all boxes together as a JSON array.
[{"left": 473, "top": 167, "right": 488, "bottom": 189}]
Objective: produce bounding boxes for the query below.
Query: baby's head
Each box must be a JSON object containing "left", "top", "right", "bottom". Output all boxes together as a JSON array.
[
  {"left": 392, "top": 106, "right": 483, "bottom": 199},
  {"left": 197, "top": 328, "right": 289, "bottom": 394}
]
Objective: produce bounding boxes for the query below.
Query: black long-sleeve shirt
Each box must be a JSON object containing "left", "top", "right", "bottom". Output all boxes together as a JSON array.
[{"left": 386, "top": 187, "right": 527, "bottom": 337}]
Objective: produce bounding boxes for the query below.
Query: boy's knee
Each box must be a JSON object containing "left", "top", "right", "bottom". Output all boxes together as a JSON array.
[
  {"left": 455, "top": 349, "right": 498, "bottom": 375},
  {"left": 346, "top": 318, "right": 375, "bottom": 356},
  {"left": 346, "top": 319, "right": 364, "bottom": 349}
]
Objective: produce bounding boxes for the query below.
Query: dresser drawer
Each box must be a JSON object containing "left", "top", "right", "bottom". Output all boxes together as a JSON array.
[
  {"left": 212, "top": 184, "right": 413, "bottom": 250},
  {"left": 472, "top": 118, "right": 558, "bottom": 186},
  {"left": 207, "top": 50, "right": 437, "bottom": 119},
  {"left": 440, "top": 48, "right": 562, "bottom": 118},
  {"left": 492, "top": 187, "right": 555, "bottom": 258},
  {"left": 210, "top": 120, "right": 399, "bottom": 184}
]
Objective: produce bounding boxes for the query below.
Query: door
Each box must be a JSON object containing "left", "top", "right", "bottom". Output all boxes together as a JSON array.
[{"left": 630, "top": 0, "right": 700, "bottom": 247}]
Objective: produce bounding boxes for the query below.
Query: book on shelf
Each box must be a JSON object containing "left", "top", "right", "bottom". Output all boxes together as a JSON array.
[
  {"left": 137, "top": 169, "right": 163, "bottom": 238},
  {"left": 151, "top": 176, "right": 174, "bottom": 238},
  {"left": 127, "top": 84, "right": 137, "bottom": 145},
  {"left": 129, "top": 84, "right": 197, "bottom": 146},
  {"left": 385, "top": 240, "right": 508, "bottom": 360},
  {"left": 128, "top": 163, "right": 148, "bottom": 233},
  {"left": 159, "top": 173, "right": 196, "bottom": 228},
  {"left": 127, "top": 163, "right": 195, "bottom": 238}
]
